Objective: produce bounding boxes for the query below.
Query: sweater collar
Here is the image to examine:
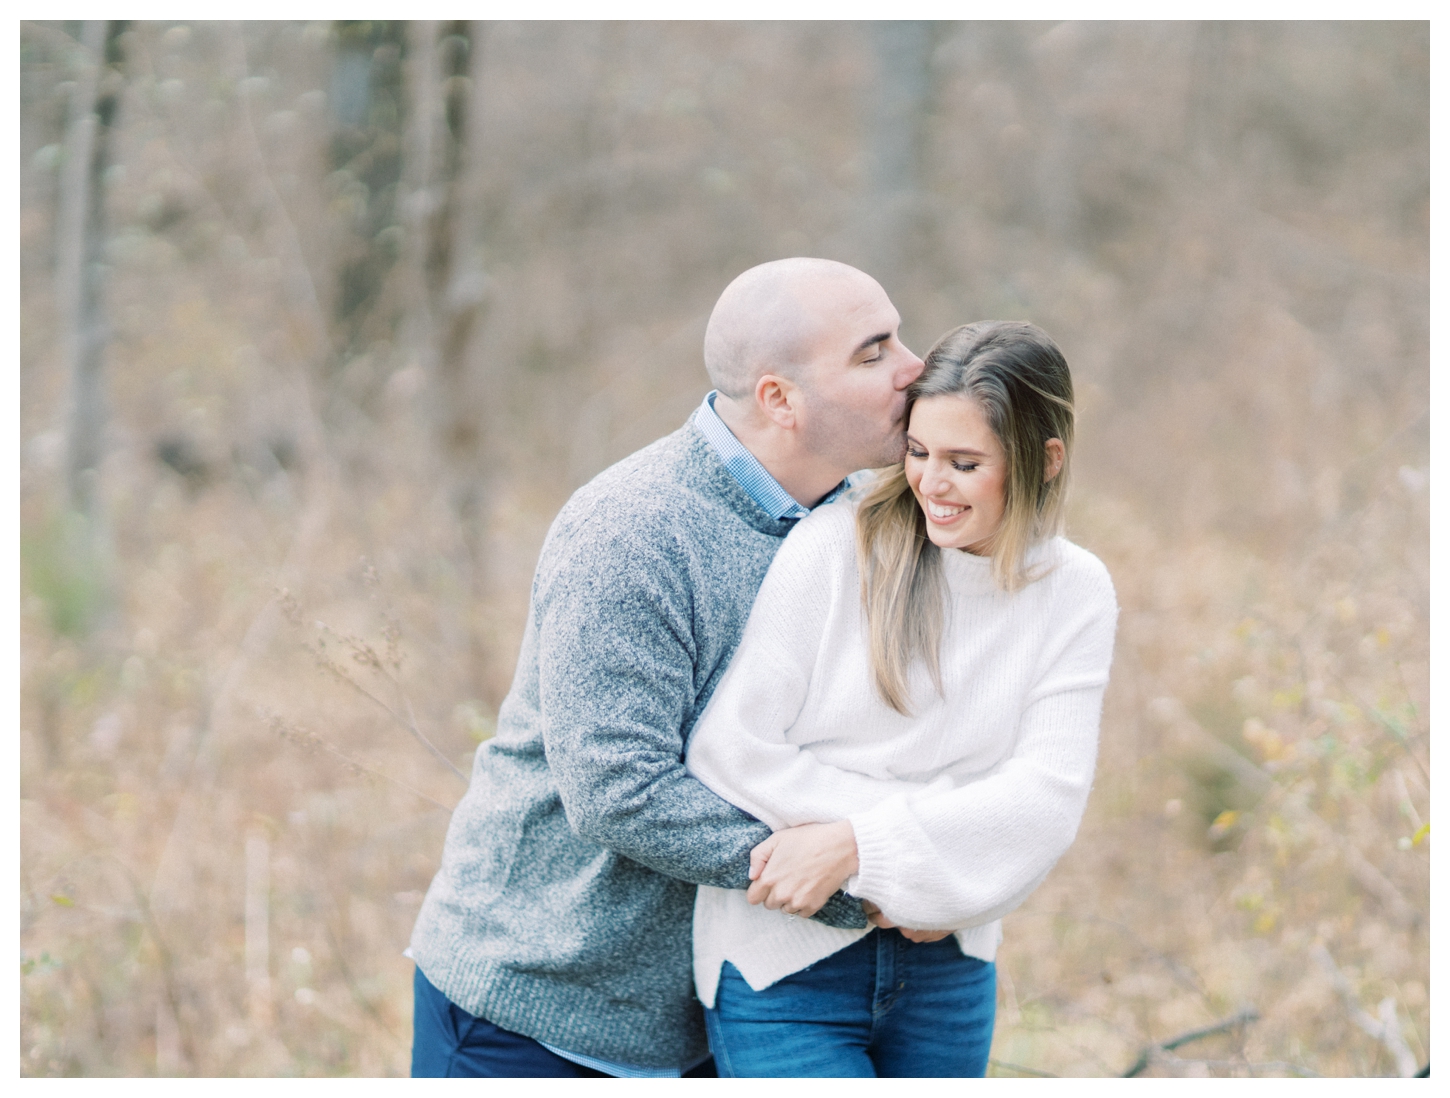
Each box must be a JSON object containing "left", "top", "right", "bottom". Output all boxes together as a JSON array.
[
  {"left": 938, "top": 537, "right": 1059, "bottom": 594},
  {"left": 692, "top": 391, "right": 851, "bottom": 521},
  {"left": 676, "top": 415, "right": 797, "bottom": 538}
]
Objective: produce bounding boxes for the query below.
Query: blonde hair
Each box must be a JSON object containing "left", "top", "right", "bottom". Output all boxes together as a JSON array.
[{"left": 856, "top": 321, "right": 1075, "bottom": 714}]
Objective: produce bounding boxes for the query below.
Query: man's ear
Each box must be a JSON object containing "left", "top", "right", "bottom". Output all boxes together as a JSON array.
[{"left": 756, "top": 373, "right": 800, "bottom": 430}]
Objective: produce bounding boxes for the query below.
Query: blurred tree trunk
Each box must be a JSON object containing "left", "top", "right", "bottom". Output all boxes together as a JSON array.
[
  {"left": 400, "top": 20, "right": 443, "bottom": 385},
  {"left": 860, "top": 21, "right": 935, "bottom": 298},
  {"left": 328, "top": 21, "right": 406, "bottom": 361},
  {"left": 437, "top": 22, "right": 491, "bottom": 487},
  {"left": 402, "top": 20, "right": 493, "bottom": 694},
  {"left": 402, "top": 21, "right": 490, "bottom": 475},
  {"left": 52, "top": 20, "right": 124, "bottom": 648},
  {"left": 446, "top": 26, "right": 496, "bottom": 697},
  {"left": 55, "top": 20, "right": 119, "bottom": 522}
]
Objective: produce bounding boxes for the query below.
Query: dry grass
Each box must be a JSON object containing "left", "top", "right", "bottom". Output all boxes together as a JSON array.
[
  {"left": 990, "top": 472, "right": 1428, "bottom": 1077},
  {"left": 20, "top": 20, "right": 1426, "bottom": 1077}
]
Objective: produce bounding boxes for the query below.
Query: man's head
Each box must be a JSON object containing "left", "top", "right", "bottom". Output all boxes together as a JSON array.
[{"left": 704, "top": 259, "right": 924, "bottom": 477}]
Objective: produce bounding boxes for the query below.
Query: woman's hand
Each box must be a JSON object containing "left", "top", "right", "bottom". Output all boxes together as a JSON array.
[
  {"left": 861, "top": 900, "right": 956, "bottom": 944},
  {"left": 747, "top": 823, "right": 959, "bottom": 939},
  {"left": 746, "top": 820, "right": 859, "bottom": 918}
]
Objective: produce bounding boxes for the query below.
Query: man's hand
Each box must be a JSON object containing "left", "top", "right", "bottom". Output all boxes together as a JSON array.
[
  {"left": 861, "top": 899, "right": 956, "bottom": 944},
  {"left": 746, "top": 820, "right": 859, "bottom": 918}
]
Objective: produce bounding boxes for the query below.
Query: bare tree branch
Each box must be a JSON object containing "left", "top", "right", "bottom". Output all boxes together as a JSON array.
[
  {"left": 1145, "top": 1052, "right": 1320, "bottom": 1078},
  {"left": 1123, "top": 1007, "right": 1260, "bottom": 1077},
  {"left": 989, "top": 1059, "right": 1057, "bottom": 1078},
  {"left": 1312, "top": 944, "right": 1421, "bottom": 1077}
]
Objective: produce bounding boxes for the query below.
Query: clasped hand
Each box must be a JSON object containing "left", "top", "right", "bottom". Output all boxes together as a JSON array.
[
  {"left": 746, "top": 820, "right": 858, "bottom": 917},
  {"left": 746, "top": 820, "right": 954, "bottom": 943}
]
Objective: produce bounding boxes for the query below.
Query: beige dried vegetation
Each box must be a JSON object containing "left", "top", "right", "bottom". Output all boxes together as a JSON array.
[{"left": 20, "top": 20, "right": 1426, "bottom": 1077}]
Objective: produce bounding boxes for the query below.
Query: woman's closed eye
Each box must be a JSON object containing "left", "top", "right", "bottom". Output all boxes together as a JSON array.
[{"left": 905, "top": 447, "right": 978, "bottom": 473}]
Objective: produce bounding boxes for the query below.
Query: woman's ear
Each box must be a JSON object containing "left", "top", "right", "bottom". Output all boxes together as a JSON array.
[{"left": 1043, "top": 438, "right": 1065, "bottom": 483}]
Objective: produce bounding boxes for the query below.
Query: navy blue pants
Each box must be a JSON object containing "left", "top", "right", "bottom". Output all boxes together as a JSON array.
[{"left": 410, "top": 965, "right": 717, "bottom": 1077}]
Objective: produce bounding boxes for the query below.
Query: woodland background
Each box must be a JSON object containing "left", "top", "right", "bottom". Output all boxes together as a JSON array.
[{"left": 18, "top": 20, "right": 1429, "bottom": 1077}]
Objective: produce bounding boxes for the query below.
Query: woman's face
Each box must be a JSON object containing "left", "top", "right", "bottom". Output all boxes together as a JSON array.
[{"left": 904, "top": 395, "right": 1009, "bottom": 554}]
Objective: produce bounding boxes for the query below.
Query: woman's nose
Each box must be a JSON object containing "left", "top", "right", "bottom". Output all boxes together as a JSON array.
[{"left": 919, "top": 463, "right": 950, "bottom": 496}]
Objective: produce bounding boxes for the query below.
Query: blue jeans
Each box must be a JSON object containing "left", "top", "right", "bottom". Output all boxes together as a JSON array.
[
  {"left": 704, "top": 928, "right": 996, "bottom": 1077},
  {"left": 411, "top": 965, "right": 719, "bottom": 1077}
]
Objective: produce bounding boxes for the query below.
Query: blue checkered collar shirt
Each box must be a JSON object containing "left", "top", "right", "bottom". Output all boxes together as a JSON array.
[{"left": 693, "top": 390, "right": 850, "bottom": 520}]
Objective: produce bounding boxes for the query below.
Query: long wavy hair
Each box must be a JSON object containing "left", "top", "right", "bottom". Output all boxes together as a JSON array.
[{"left": 855, "top": 321, "right": 1075, "bottom": 714}]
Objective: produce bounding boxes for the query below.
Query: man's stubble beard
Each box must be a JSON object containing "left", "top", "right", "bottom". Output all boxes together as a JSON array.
[
  {"left": 803, "top": 400, "right": 909, "bottom": 477},
  {"left": 873, "top": 409, "right": 910, "bottom": 467}
]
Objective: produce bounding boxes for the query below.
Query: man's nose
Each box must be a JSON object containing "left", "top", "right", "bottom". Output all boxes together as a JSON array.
[{"left": 896, "top": 346, "right": 925, "bottom": 389}]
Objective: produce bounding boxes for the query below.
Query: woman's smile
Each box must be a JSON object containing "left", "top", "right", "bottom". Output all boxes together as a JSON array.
[{"left": 924, "top": 498, "right": 968, "bottom": 523}]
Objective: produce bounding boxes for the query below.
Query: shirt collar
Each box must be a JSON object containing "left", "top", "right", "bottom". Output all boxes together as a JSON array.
[{"left": 693, "top": 391, "right": 850, "bottom": 521}]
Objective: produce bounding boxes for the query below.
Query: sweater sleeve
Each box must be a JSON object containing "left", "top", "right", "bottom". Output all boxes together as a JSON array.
[
  {"left": 686, "top": 509, "right": 934, "bottom": 832},
  {"left": 845, "top": 565, "right": 1119, "bottom": 930},
  {"left": 534, "top": 503, "right": 867, "bottom": 928}
]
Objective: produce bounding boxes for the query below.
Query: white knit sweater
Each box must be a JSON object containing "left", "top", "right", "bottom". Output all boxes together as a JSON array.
[{"left": 684, "top": 499, "right": 1118, "bottom": 1008}]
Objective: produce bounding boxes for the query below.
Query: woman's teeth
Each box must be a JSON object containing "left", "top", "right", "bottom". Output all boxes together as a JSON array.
[{"left": 928, "top": 501, "right": 966, "bottom": 520}]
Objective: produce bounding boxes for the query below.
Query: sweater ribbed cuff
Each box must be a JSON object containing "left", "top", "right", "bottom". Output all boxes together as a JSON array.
[
  {"left": 811, "top": 889, "right": 868, "bottom": 930},
  {"left": 845, "top": 795, "right": 909, "bottom": 909}
]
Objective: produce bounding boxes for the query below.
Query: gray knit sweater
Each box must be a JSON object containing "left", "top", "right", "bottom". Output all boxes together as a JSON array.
[{"left": 408, "top": 416, "right": 867, "bottom": 1069}]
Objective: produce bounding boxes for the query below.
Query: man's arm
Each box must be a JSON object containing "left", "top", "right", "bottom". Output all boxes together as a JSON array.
[{"left": 534, "top": 513, "right": 866, "bottom": 929}]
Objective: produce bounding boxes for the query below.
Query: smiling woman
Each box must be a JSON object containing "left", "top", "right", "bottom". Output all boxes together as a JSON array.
[
  {"left": 858, "top": 320, "right": 1076, "bottom": 712},
  {"left": 899, "top": 322, "right": 1073, "bottom": 574},
  {"left": 683, "top": 319, "right": 1118, "bottom": 1077}
]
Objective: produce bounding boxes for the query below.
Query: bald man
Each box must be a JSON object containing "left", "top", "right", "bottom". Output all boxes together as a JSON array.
[{"left": 409, "top": 259, "right": 924, "bottom": 1077}]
